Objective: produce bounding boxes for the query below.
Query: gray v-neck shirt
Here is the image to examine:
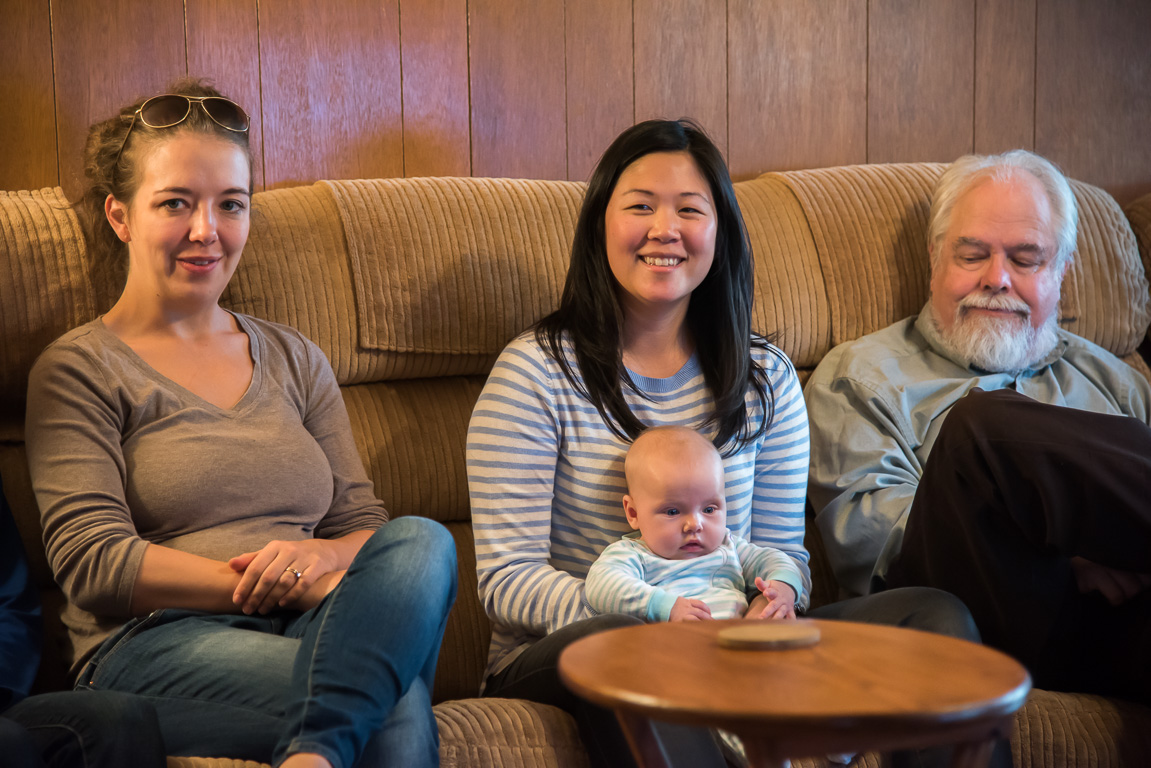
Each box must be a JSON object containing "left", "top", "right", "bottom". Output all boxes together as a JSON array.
[{"left": 26, "top": 313, "right": 387, "bottom": 675}]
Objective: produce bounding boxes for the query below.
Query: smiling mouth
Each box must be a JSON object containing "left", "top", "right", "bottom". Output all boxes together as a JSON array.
[
  {"left": 179, "top": 257, "right": 220, "bottom": 266},
  {"left": 640, "top": 255, "right": 682, "bottom": 267}
]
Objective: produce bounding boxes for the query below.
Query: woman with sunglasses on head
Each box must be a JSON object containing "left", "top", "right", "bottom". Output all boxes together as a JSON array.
[
  {"left": 466, "top": 119, "right": 983, "bottom": 768},
  {"left": 25, "top": 80, "right": 457, "bottom": 768}
]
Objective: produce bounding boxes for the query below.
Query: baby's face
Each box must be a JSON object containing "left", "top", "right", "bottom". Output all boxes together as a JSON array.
[{"left": 623, "top": 442, "right": 727, "bottom": 560}]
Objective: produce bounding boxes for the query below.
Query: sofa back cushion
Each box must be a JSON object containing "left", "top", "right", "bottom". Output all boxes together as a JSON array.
[
  {"left": 0, "top": 189, "right": 96, "bottom": 435},
  {"left": 735, "top": 176, "right": 830, "bottom": 372}
]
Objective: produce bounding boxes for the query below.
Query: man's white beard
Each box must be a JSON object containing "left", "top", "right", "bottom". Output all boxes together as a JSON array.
[{"left": 929, "top": 293, "right": 1060, "bottom": 372}]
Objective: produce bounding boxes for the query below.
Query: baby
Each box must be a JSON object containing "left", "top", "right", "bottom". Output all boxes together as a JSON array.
[{"left": 585, "top": 425, "right": 803, "bottom": 622}]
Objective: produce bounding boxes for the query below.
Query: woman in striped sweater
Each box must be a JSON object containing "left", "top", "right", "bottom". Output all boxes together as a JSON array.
[{"left": 466, "top": 119, "right": 976, "bottom": 768}]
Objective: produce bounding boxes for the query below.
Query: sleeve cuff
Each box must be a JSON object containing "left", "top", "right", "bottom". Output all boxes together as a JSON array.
[{"left": 647, "top": 589, "right": 677, "bottom": 622}]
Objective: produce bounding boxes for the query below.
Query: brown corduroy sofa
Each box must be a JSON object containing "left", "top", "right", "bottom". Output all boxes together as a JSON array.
[{"left": 3, "top": 164, "right": 1151, "bottom": 768}]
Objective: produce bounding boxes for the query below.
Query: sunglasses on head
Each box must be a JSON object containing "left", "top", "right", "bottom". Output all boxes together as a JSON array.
[{"left": 115, "top": 94, "right": 250, "bottom": 165}]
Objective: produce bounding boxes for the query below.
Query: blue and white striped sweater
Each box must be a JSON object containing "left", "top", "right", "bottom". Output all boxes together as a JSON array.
[{"left": 466, "top": 332, "right": 811, "bottom": 679}]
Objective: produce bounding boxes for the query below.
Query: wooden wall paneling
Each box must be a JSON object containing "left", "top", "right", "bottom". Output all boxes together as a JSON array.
[
  {"left": 867, "top": 0, "right": 975, "bottom": 164},
  {"left": 399, "top": 0, "right": 470, "bottom": 177},
  {"left": 259, "top": 0, "right": 402, "bottom": 188},
  {"left": 1, "top": 0, "right": 57, "bottom": 191},
  {"left": 973, "top": 0, "right": 1035, "bottom": 155},
  {"left": 186, "top": 0, "right": 264, "bottom": 190},
  {"left": 468, "top": 0, "right": 567, "bottom": 180},
  {"left": 50, "top": 0, "right": 188, "bottom": 199},
  {"left": 1035, "top": 0, "right": 1151, "bottom": 206},
  {"left": 727, "top": 0, "right": 866, "bottom": 179},
  {"left": 564, "top": 0, "right": 635, "bottom": 183},
  {"left": 633, "top": 0, "right": 727, "bottom": 156},
  {"left": 8, "top": 1, "right": 1151, "bottom": 206}
]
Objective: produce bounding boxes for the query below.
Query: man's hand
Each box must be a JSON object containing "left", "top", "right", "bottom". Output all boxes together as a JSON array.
[
  {"left": 670, "top": 596, "right": 712, "bottom": 622},
  {"left": 1071, "top": 556, "right": 1151, "bottom": 606},
  {"left": 747, "top": 577, "right": 797, "bottom": 620}
]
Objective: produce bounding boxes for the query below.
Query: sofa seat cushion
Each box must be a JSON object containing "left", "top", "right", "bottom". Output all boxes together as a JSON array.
[
  {"left": 1012, "top": 689, "right": 1151, "bottom": 767},
  {"left": 163, "top": 699, "right": 588, "bottom": 768},
  {"left": 436, "top": 698, "right": 589, "bottom": 768}
]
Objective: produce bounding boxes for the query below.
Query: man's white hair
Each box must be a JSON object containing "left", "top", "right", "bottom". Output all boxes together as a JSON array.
[{"left": 927, "top": 150, "right": 1079, "bottom": 273}]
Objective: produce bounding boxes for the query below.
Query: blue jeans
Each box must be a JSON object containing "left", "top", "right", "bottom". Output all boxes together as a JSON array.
[
  {"left": 2, "top": 689, "right": 165, "bottom": 768},
  {"left": 79, "top": 518, "right": 457, "bottom": 768}
]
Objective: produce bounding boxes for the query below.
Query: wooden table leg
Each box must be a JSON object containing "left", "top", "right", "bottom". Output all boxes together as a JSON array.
[
  {"left": 614, "top": 709, "right": 670, "bottom": 768},
  {"left": 950, "top": 738, "right": 995, "bottom": 768},
  {"left": 614, "top": 713, "right": 794, "bottom": 768},
  {"left": 739, "top": 735, "right": 790, "bottom": 768}
]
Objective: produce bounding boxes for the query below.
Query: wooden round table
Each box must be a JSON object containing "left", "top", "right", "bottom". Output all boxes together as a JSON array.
[{"left": 558, "top": 619, "right": 1031, "bottom": 768}]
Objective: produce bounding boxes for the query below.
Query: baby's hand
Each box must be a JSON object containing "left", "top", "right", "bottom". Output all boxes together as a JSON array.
[
  {"left": 752, "top": 577, "right": 797, "bottom": 620},
  {"left": 670, "top": 597, "right": 712, "bottom": 622}
]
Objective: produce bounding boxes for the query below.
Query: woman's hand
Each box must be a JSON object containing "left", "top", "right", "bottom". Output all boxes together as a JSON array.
[
  {"left": 746, "top": 577, "right": 797, "bottom": 620},
  {"left": 293, "top": 570, "right": 346, "bottom": 612},
  {"left": 229, "top": 539, "right": 344, "bottom": 614}
]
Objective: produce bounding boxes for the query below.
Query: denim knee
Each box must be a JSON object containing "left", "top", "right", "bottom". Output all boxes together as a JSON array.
[
  {"left": 364, "top": 517, "right": 456, "bottom": 574},
  {"left": 396, "top": 516, "right": 457, "bottom": 566}
]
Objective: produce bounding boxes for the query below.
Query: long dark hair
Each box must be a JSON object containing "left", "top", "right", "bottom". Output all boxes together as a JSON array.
[{"left": 535, "top": 118, "right": 776, "bottom": 452}]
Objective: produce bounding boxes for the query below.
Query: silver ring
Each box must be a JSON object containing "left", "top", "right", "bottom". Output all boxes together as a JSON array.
[{"left": 284, "top": 567, "right": 303, "bottom": 580}]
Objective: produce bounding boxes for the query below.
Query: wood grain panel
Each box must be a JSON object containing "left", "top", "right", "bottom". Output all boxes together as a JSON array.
[
  {"left": 400, "top": 0, "right": 470, "bottom": 177},
  {"left": 633, "top": 0, "right": 727, "bottom": 155},
  {"left": 186, "top": 0, "right": 264, "bottom": 190},
  {"left": 51, "top": 0, "right": 187, "bottom": 198},
  {"left": 259, "top": 0, "right": 402, "bottom": 188},
  {"left": 5, "top": 1, "right": 1151, "bottom": 204},
  {"left": 565, "top": 0, "right": 634, "bottom": 182},
  {"left": 868, "top": 0, "right": 975, "bottom": 164},
  {"left": 0, "top": 0, "right": 57, "bottom": 191},
  {"left": 469, "top": 0, "right": 567, "bottom": 180},
  {"left": 1036, "top": 0, "right": 1151, "bottom": 206},
  {"left": 973, "top": 0, "right": 1035, "bottom": 154},
  {"left": 727, "top": 0, "right": 866, "bottom": 178}
]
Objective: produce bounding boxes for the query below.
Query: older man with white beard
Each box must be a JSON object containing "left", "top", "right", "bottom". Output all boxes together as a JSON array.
[{"left": 806, "top": 149, "right": 1151, "bottom": 704}]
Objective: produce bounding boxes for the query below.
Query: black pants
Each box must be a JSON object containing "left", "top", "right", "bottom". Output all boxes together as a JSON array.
[
  {"left": 2, "top": 689, "right": 166, "bottom": 768},
  {"left": 887, "top": 387, "right": 1151, "bottom": 704}
]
